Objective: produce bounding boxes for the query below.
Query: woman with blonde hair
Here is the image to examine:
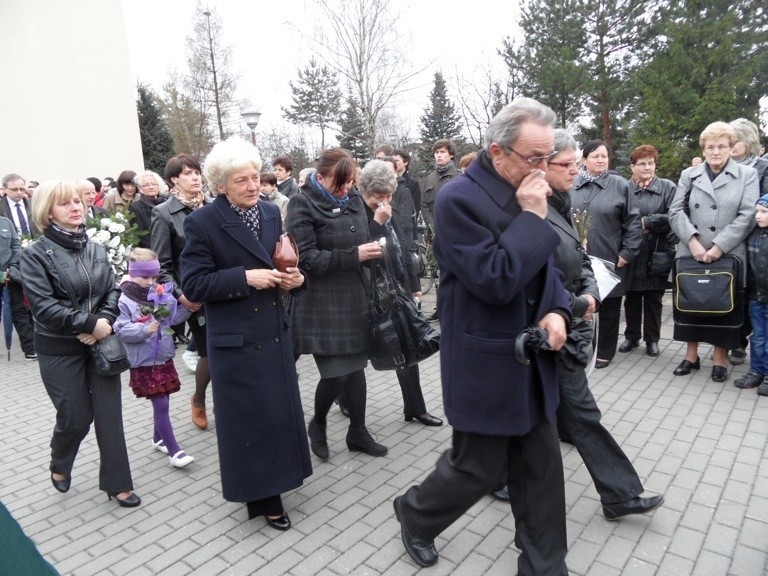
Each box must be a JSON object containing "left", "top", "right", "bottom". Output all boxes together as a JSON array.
[
  {"left": 21, "top": 180, "right": 140, "bottom": 507},
  {"left": 669, "top": 121, "right": 760, "bottom": 382}
]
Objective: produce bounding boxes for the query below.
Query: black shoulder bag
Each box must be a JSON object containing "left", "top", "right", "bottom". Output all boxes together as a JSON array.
[{"left": 368, "top": 239, "right": 439, "bottom": 371}]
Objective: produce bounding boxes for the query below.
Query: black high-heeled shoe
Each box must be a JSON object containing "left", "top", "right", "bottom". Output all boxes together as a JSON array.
[
  {"left": 49, "top": 464, "right": 70, "bottom": 493},
  {"left": 405, "top": 414, "right": 443, "bottom": 426},
  {"left": 106, "top": 491, "right": 141, "bottom": 508}
]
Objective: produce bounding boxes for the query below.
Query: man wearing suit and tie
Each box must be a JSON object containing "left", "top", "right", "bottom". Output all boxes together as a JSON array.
[{"left": 0, "top": 174, "right": 39, "bottom": 359}]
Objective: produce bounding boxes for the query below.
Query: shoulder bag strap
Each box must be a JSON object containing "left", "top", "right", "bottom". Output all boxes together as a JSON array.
[{"left": 40, "top": 238, "right": 84, "bottom": 312}]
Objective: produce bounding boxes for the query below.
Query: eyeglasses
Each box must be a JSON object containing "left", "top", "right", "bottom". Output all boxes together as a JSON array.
[
  {"left": 633, "top": 161, "right": 656, "bottom": 167},
  {"left": 504, "top": 146, "right": 558, "bottom": 165},
  {"left": 704, "top": 145, "right": 730, "bottom": 153},
  {"left": 548, "top": 160, "right": 579, "bottom": 169},
  {"left": 139, "top": 182, "right": 158, "bottom": 187},
  {"left": 4, "top": 187, "right": 26, "bottom": 193}
]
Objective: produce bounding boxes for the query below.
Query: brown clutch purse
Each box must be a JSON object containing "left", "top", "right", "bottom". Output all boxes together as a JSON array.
[{"left": 272, "top": 232, "right": 299, "bottom": 273}]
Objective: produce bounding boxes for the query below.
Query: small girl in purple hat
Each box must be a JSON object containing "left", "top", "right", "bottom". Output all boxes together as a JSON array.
[{"left": 114, "top": 248, "right": 195, "bottom": 468}]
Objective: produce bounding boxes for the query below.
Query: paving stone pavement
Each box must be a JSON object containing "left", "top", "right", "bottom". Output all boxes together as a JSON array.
[{"left": 2, "top": 291, "right": 768, "bottom": 575}]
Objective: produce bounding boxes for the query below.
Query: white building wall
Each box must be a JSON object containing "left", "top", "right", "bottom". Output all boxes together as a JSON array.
[{"left": 0, "top": 0, "right": 143, "bottom": 183}]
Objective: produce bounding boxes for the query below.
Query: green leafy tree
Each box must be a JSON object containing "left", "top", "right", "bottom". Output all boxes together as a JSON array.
[
  {"left": 136, "top": 82, "right": 175, "bottom": 174},
  {"left": 282, "top": 58, "right": 343, "bottom": 149},
  {"left": 502, "top": 0, "right": 589, "bottom": 128},
  {"left": 631, "top": 0, "right": 768, "bottom": 177},
  {"left": 580, "top": 0, "right": 650, "bottom": 153},
  {"left": 337, "top": 95, "right": 368, "bottom": 162}
]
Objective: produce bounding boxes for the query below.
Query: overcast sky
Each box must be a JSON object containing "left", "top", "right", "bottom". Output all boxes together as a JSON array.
[{"left": 121, "top": 0, "right": 517, "bottom": 145}]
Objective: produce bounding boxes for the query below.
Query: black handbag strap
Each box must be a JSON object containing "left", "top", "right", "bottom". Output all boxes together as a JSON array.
[{"left": 682, "top": 174, "right": 702, "bottom": 215}]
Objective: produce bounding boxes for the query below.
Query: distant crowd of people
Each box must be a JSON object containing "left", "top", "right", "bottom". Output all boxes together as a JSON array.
[{"left": 3, "top": 101, "right": 768, "bottom": 574}]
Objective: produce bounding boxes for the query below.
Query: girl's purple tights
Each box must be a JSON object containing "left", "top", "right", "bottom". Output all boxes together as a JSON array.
[{"left": 151, "top": 394, "right": 181, "bottom": 456}]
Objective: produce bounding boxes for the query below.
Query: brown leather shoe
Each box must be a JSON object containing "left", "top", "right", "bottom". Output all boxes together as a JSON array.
[{"left": 191, "top": 395, "right": 208, "bottom": 430}]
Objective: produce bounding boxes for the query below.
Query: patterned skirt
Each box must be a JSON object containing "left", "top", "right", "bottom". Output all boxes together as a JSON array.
[{"left": 128, "top": 359, "right": 182, "bottom": 399}]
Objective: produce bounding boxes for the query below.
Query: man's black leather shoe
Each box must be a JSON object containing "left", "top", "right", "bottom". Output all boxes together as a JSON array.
[
  {"left": 489, "top": 486, "right": 510, "bottom": 502},
  {"left": 393, "top": 496, "right": 438, "bottom": 567},
  {"left": 619, "top": 339, "right": 639, "bottom": 353},
  {"left": 603, "top": 492, "right": 664, "bottom": 520},
  {"left": 646, "top": 342, "right": 660, "bottom": 357}
]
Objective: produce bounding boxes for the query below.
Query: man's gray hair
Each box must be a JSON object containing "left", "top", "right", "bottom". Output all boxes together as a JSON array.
[
  {"left": 2, "top": 173, "right": 24, "bottom": 188},
  {"left": 359, "top": 159, "right": 397, "bottom": 197},
  {"left": 553, "top": 129, "right": 577, "bottom": 154},
  {"left": 484, "top": 98, "right": 557, "bottom": 154}
]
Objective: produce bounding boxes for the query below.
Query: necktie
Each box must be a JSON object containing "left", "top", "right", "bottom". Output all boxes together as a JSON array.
[{"left": 15, "top": 203, "right": 29, "bottom": 235}]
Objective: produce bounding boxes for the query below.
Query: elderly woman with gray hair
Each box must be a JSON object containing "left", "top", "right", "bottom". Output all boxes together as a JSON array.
[
  {"left": 669, "top": 121, "right": 759, "bottom": 383},
  {"left": 359, "top": 160, "right": 443, "bottom": 426},
  {"left": 181, "top": 138, "right": 311, "bottom": 531},
  {"left": 129, "top": 170, "right": 167, "bottom": 248},
  {"left": 725, "top": 118, "right": 768, "bottom": 365}
]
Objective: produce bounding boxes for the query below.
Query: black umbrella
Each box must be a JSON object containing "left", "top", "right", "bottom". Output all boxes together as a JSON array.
[{"left": 1, "top": 285, "right": 12, "bottom": 360}]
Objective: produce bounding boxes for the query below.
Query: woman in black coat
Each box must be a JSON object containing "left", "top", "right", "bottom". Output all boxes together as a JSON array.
[
  {"left": 360, "top": 160, "right": 443, "bottom": 426},
  {"left": 151, "top": 154, "right": 212, "bottom": 430},
  {"left": 620, "top": 145, "right": 677, "bottom": 358},
  {"left": 286, "top": 148, "right": 388, "bottom": 459},
  {"left": 21, "top": 181, "right": 139, "bottom": 507},
  {"left": 543, "top": 133, "right": 664, "bottom": 516},
  {"left": 572, "top": 140, "right": 643, "bottom": 368},
  {"left": 181, "top": 138, "right": 311, "bottom": 530}
]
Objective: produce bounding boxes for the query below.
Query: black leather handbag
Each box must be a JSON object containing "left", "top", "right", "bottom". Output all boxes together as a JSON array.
[
  {"left": 647, "top": 236, "right": 675, "bottom": 277},
  {"left": 368, "top": 244, "right": 439, "bottom": 371},
  {"left": 89, "top": 335, "right": 130, "bottom": 376}
]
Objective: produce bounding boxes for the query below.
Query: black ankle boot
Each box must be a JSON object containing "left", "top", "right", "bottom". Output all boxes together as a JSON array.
[
  {"left": 307, "top": 417, "right": 329, "bottom": 460},
  {"left": 346, "top": 426, "right": 388, "bottom": 457}
]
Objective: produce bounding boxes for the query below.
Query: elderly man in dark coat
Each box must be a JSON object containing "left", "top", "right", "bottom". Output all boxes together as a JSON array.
[
  {"left": 393, "top": 98, "right": 571, "bottom": 575},
  {"left": 181, "top": 138, "right": 311, "bottom": 531}
]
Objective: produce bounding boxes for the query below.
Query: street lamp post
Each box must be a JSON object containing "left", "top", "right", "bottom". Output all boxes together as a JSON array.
[{"left": 241, "top": 110, "right": 261, "bottom": 147}]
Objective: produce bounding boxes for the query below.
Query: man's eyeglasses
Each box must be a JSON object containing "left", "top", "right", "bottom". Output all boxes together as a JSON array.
[
  {"left": 548, "top": 160, "right": 579, "bottom": 169},
  {"left": 504, "top": 146, "right": 558, "bottom": 165},
  {"left": 4, "top": 187, "right": 26, "bottom": 193}
]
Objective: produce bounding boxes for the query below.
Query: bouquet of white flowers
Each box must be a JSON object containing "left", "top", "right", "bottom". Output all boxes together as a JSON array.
[{"left": 85, "top": 211, "right": 144, "bottom": 277}]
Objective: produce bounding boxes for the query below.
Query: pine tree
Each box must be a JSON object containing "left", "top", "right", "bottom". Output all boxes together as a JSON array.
[
  {"left": 337, "top": 96, "right": 368, "bottom": 162},
  {"left": 282, "top": 58, "right": 343, "bottom": 149},
  {"left": 419, "top": 72, "right": 463, "bottom": 146},
  {"left": 502, "top": 0, "right": 588, "bottom": 128},
  {"left": 631, "top": 0, "right": 768, "bottom": 177},
  {"left": 136, "top": 83, "right": 175, "bottom": 174}
]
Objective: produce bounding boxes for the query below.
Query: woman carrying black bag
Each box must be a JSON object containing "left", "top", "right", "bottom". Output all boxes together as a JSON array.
[
  {"left": 620, "top": 145, "right": 677, "bottom": 358},
  {"left": 20, "top": 181, "right": 140, "bottom": 507},
  {"left": 668, "top": 121, "right": 759, "bottom": 382},
  {"left": 360, "top": 160, "right": 443, "bottom": 426}
]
